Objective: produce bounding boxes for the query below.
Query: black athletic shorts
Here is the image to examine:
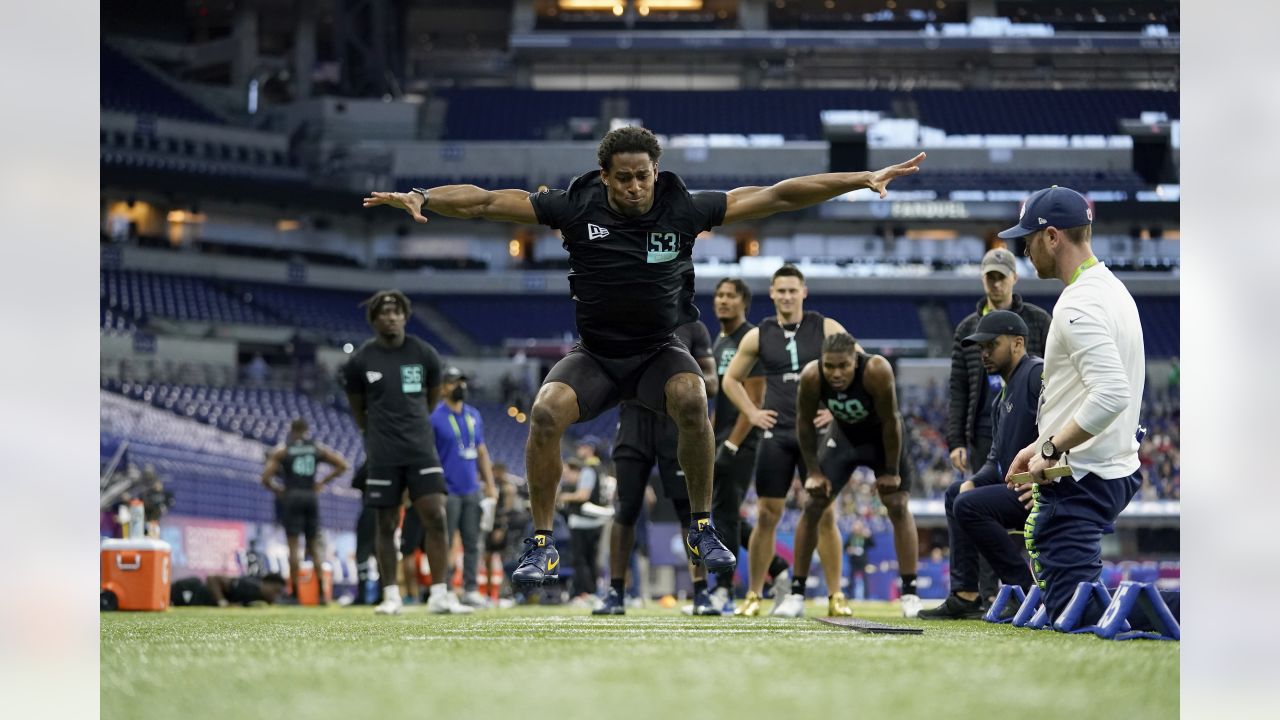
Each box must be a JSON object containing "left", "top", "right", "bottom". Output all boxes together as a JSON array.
[
  {"left": 614, "top": 403, "right": 686, "bottom": 501},
  {"left": 544, "top": 336, "right": 703, "bottom": 422},
  {"left": 754, "top": 427, "right": 807, "bottom": 499},
  {"left": 364, "top": 462, "right": 446, "bottom": 508},
  {"left": 282, "top": 491, "right": 319, "bottom": 539},
  {"left": 818, "top": 428, "right": 914, "bottom": 495}
]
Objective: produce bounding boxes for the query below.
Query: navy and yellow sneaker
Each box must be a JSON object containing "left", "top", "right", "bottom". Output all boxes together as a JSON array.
[
  {"left": 685, "top": 518, "right": 737, "bottom": 574},
  {"left": 592, "top": 587, "right": 626, "bottom": 615},
  {"left": 512, "top": 535, "right": 560, "bottom": 588}
]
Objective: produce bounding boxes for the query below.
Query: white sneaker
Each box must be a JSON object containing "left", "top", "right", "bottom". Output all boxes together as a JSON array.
[
  {"left": 770, "top": 569, "right": 791, "bottom": 612},
  {"left": 709, "top": 586, "right": 731, "bottom": 613},
  {"left": 772, "top": 593, "right": 806, "bottom": 618},
  {"left": 901, "top": 594, "right": 923, "bottom": 619},
  {"left": 374, "top": 596, "right": 403, "bottom": 615},
  {"left": 428, "top": 590, "right": 476, "bottom": 615},
  {"left": 460, "top": 590, "right": 491, "bottom": 608}
]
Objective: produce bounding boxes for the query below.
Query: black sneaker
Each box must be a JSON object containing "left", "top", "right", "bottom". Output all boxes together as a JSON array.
[
  {"left": 918, "top": 593, "right": 985, "bottom": 620},
  {"left": 592, "top": 588, "right": 626, "bottom": 615},
  {"left": 685, "top": 519, "right": 736, "bottom": 574},
  {"left": 512, "top": 535, "right": 560, "bottom": 588}
]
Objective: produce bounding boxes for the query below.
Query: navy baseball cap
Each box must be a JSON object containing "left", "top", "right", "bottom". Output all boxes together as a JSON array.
[
  {"left": 962, "top": 310, "right": 1029, "bottom": 346},
  {"left": 997, "top": 186, "right": 1094, "bottom": 239},
  {"left": 441, "top": 366, "right": 468, "bottom": 382}
]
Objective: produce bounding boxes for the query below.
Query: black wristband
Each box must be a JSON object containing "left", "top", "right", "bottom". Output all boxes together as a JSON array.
[{"left": 411, "top": 187, "right": 430, "bottom": 208}]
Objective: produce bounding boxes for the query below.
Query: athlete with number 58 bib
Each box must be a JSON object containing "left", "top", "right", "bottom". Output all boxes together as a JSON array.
[{"left": 363, "top": 126, "right": 926, "bottom": 591}]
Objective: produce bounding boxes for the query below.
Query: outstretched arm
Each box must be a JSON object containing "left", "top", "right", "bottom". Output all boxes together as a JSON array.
[
  {"left": 362, "top": 186, "right": 540, "bottom": 225},
  {"left": 721, "top": 153, "right": 925, "bottom": 225}
]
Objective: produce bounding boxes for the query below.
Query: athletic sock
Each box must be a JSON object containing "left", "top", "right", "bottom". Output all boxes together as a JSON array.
[
  {"left": 383, "top": 584, "right": 401, "bottom": 602},
  {"left": 901, "top": 574, "right": 918, "bottom": 596},
  {"left": 715, "top": 571, "right": 735, "bottom": 590},
  {"left": 429, "top": 583, "right": 448, "bottom": 597},
  {"left": 768, "top": 555, "right": 790, "bottom": 579},
  {"left": 693, "top": 579, "right": 708, "bottom": 595},
  {"left": 690, "top": 512, "right": 711, "bottom": 526},
  {"left": 791, "top": 577, "right": 807, "bottom": 596},
  {"left": 534, "top": 530, "right": 554, "bottom": 542},
  {"left": 611, "top": 578, "right": 626, "bottom": 596}
]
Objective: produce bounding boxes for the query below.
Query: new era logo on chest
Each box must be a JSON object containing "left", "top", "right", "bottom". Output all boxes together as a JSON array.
[{"left": 588, "top": 223, "right": 610, "bottom": 240}]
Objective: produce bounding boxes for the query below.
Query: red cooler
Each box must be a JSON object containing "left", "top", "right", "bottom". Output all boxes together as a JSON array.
[{"left": 101, "top": 538, "right": 171, "bottom": 611}]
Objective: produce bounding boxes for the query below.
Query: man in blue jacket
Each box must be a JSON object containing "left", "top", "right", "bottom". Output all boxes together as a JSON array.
[{"left": 921, "top": 311, "right": 1041, "bottom": 620}]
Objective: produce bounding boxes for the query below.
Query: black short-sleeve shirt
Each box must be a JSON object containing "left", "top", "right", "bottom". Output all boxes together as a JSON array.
[
  {"left": 529, "top": 171, "right": 727, "bottom": 358},
  {"left": 712, "top": 321, "right": 763, "bottom": 442},
  {"left": 758, "top": 311, "right": 827, "bottom": 431},
  {"left": 343, "top": 336, "right": 442, "bottom": 466}
]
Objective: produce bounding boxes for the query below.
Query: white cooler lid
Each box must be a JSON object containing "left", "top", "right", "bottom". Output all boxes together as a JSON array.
[{"left": 101, "top": 538, "right": 171, "bottom": 552}]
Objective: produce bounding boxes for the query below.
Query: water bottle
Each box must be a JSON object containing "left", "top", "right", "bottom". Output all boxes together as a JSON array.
[{"left": 128, "top": 499, "right": 145, "bottom": 540}]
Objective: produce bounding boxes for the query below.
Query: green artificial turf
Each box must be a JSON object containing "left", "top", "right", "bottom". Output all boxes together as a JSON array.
[{"left": 101, "top": 600, "right": 1177, "bottom": 720}]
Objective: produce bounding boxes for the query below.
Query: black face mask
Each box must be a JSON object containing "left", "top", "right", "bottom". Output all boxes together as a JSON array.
[{"left": 450, "top": 386, "right": 467, "bottom": 402}]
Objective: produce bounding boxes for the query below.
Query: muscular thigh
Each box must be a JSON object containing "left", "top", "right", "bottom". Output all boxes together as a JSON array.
[{"left": 544, "top": 345, "right": 623, "bottom": 422}]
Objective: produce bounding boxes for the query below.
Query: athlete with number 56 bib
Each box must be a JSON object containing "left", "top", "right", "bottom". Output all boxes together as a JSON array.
[{"left": 363, "top": 127, "right": 926, "bottom": 591}]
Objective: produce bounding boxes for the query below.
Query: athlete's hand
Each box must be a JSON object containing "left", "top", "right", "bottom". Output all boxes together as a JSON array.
[
  {"left": 484, "top": 483, "right": 498, "bottom": 500},
  {"left": 875, "top": 474, "right": 901, "bottom": 493},
  {"left": 804, "top": 473, "right": 832, "bottom": 502},
  {"left": 959, "top": 479, "right": 975, "bottom": 494},
  {"left": 748, "top": 408, "right": 778, "bottom": 430},
  {"left": 814, "top": 409, "right": 833, "bottom": 429},
  {"left": 867, "top": 152, "right": 926, "bottom": 199},
  {"left": 949, "top": 447, "right": 968, "bottom": 472},
  {"left": 362, "top": 191, "right": 429, "bottom": 224}
]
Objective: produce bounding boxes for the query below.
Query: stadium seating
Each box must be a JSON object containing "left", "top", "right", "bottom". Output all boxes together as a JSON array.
[
  {"left": 912, "top": 90, "right": 1179, "bottom": 136},
  {"left": 100, "top": 270, "right": 454, "bottom": 352},
  {"left": 101, "top": 378, "right": 617, "bottom": 489},
  {"left": 436, "top": 89, "right": 1178, "bottom": 141},
  {"left": 101, "top": 389, "right": 362, "bottom": 531},
  {"left": 100, "top": 44, "right": 223, "bottom": 124}
]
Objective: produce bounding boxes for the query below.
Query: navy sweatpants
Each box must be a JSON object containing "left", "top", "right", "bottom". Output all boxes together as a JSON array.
[
  {"left": 945, "top": 479, "right": 1034, "bottom": 593},
  {"left": 1026, "top": 471, "right": 1142, "bottom": 620}
]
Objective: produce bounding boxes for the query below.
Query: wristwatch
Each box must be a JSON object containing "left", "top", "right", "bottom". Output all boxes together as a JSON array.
[
  {"left": 1040, "top": 437, "right": 1062, "bottom": 462},
  {"left": 411, "top": 187, "right": 431, "bottom": 208}
]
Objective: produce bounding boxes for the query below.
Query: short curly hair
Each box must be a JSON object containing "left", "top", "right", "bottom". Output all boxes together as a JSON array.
[
  {"left": 597, "top": 126, "right": 662, "bottom": 170},
  {"left": 360, "top": 289, "right": 412, "bottom": 326}
]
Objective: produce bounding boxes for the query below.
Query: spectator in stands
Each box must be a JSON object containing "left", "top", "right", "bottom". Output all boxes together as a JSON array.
[
  {"left": 260, "top": 418, "right": 350, "bottom": 604},
  {"left": 362, "top": 127, "right": 924, "bottom": 592},
  {"left": 430, "top": 365, "right": 498, "bottom": 607},
  {"left": 343, "top": 290, "right": 472, "bottom": 615},
  {"left": 245, "top": 353, "right": 270, "bottom": 386},
  {"left": 170, "top": 573, "right": 287, "bottom": 607},
  {"left": 998, "top": 186, "right": 1145, "bottom": 622},
  {"left": 141, "top": 477, "right": 175, "bottom": 538},
  {"left": 947, "top": 247, "right": 1050, "bottom": 603}
]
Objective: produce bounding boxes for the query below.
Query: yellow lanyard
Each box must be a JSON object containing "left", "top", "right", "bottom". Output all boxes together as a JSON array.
[{"left": 1068, "top": 256, "right": 1100, "bottom": 285}]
